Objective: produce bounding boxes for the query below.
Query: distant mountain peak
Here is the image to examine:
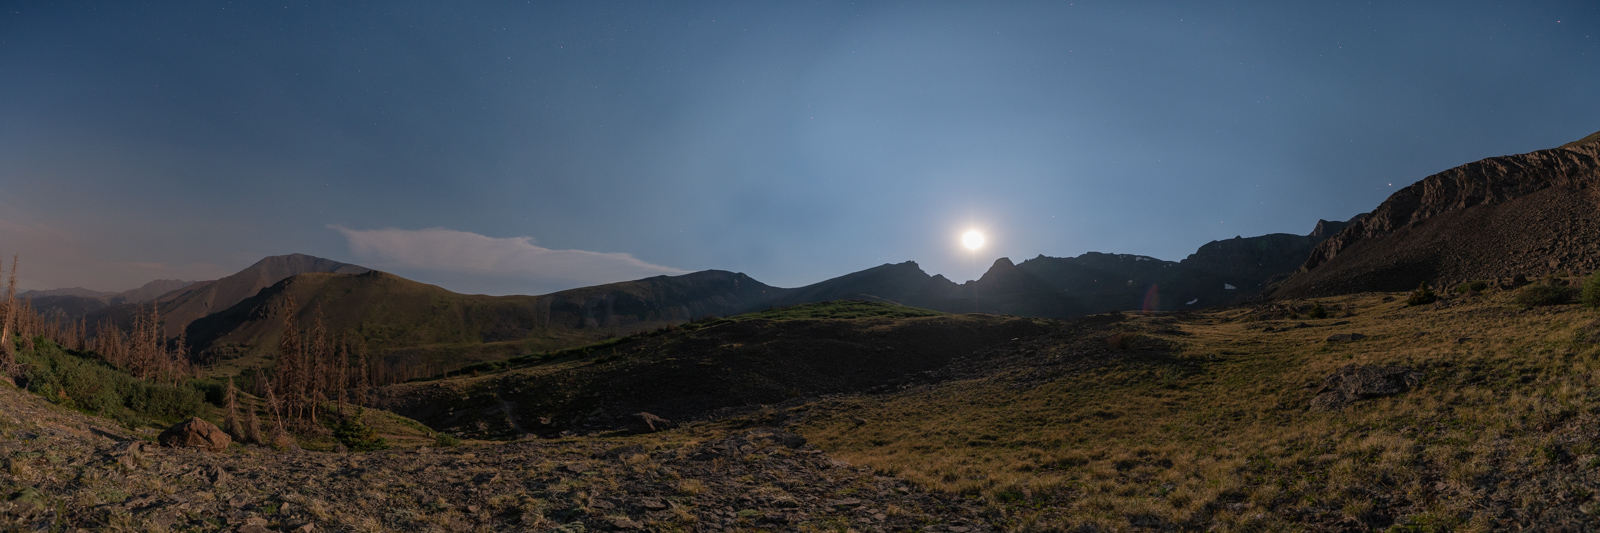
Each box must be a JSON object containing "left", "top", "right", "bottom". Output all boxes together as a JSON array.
[{"left": 145, "top": 253, "right": 371, "bottom": 337}]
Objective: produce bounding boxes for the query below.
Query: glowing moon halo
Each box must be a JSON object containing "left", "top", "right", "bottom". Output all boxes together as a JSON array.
[{"left": 961, "top": 230, "right": 986, "bottom": 251}]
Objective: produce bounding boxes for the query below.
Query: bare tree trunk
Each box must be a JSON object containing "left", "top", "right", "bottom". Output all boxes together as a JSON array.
[
  {"left": 224, "top": 377, "right": 244, "bottom": 440},
  {"left": 1, "top": 255, "right": 18, "bottom": 372}
]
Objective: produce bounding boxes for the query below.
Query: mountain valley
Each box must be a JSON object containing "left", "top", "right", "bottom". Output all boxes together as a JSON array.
[{"left": 6, "top": 131, "right": 1600, "bottom": 531}]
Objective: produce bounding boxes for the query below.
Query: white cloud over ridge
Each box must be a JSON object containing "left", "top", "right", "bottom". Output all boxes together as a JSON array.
[{"left": 329, "top": 226, "right": 690, "bottom": 295}]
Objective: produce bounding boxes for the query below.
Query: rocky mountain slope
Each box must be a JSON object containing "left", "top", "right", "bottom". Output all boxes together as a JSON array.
[{"left": 1275, "top": 131, "right": 1600, "bottom": 297}]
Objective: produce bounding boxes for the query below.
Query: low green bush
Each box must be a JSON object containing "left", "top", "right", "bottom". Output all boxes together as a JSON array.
[
  {"left": 13, "top": 338, "right": 203, "bottom": 427},
  {"left": 331, "top": 407, "right": 390, "bottom": 452},
  {"left": 1514, "top": 284, "right": 1575, "bottom": 307},
  {"left": 1455, "top": 280, "right": 1489, "bottom": 293},
  {"left": 1406, "top": 283, "right": 1438, "bottom": 306},
  {"left": 1583, "top": 271, "right": 1600, "bottom": 308}
]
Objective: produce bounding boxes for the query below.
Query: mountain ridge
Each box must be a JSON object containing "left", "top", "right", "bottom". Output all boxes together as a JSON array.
[{"left": 1274, "top": 131, "right": 1600, "bottom": 297}]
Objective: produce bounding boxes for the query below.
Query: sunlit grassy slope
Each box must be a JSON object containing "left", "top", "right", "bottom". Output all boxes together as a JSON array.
[{"left": 798, "top": 286, "right": 1600, "bottom": 531}]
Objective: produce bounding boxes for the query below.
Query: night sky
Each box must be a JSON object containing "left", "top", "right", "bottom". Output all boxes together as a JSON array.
[{"left": 2, "top": 1, "right": 1597, "bottom": 295}]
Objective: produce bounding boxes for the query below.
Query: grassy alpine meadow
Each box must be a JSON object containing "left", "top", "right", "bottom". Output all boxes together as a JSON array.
[{"left": 798, "top": 287, "right": 1600, "bottom": 531}]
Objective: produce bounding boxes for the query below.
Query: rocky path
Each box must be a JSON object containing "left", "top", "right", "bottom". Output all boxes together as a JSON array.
[{"left": 0, "top": 383, "right": 996, "bottom": 532}]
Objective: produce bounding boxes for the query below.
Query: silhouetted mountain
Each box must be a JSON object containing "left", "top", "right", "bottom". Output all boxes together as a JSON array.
[
  {"left": 184, "top": 268, "right": 785, "bottom": 374},
  {"left": 771, "top": 215, "right": 1361, "bottom": 317},
  {"left": 111, "top": 279, "right": 196, "bottom": 305},
  {"left": 27, "top": 295, "right": 111, "bottom": 322},
  {"left": 18, "top": 287, "right": 115, "bottom": 299},
  {"left": 1274, "top": 131, "right": 1600, "bottom": 298},
  {"left": 771, "top": 261, "right": 961, "bottom": 309},
  {"left": 25, "top": 280, "right": 195, "bottom": 322}
]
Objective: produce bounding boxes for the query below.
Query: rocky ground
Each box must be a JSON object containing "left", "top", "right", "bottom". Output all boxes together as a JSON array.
[{"left": 0, "top": 383, "right": 996, "bottom": 532}]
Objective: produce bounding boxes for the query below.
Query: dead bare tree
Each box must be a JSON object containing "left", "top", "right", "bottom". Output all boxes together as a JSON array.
[
  {"left": 308, "top": 307, "right": 328, "bottom": 424},
  {"left": 264, "top": 377, "right": 291, "bottom": 449},
  {"left": 244, "top": 406, "right": 263, "bottom": 445},
  {"left": 0, "top": 255, "right": 18, "bottom": 373},
  {"left": 223, "top": 377, "right": 244, "bottom": 440},
  {"left": 276, "top": 295, "right": 302, "bottom": 418}
]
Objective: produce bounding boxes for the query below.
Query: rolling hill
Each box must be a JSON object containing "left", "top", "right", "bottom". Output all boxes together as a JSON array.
[
  {"left": 153, "top": 254, "right": 369, "bottom": 338},
  {"left": 184, "top": 268, "right": 788, "bottom": 376}
]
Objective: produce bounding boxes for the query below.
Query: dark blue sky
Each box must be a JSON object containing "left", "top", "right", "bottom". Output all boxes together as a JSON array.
[{"left": 2, "top": 1, "right": 1597, "bottom": 294}]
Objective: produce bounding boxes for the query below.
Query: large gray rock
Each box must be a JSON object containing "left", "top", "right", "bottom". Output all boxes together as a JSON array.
[
  {"left": 158, "top": 417, "right": 232, "bottom": 452},
  {"left": 1311, "top": 365, "right": 1421, "bottom": 411}
]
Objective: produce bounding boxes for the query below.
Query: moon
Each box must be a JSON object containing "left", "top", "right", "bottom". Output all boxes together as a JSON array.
[{"left": 961, "top": 230, "right": 985, "bottom": 251}]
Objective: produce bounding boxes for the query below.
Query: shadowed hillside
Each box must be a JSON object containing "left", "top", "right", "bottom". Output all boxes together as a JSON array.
[
  {"left": 1275, "top": 131, "right": 1600, "bottom": 297},
  {"left": 368, "top": 301, "right": 1050, "bottom": 439}
]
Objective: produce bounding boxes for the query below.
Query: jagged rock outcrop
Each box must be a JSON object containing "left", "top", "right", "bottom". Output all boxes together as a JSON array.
[
  {"left": 1309, "top": 215, "right": 1366, "bottom": 240},
  {"left": 157, "top": 417, "right": 232, "bottom": 452},
  {"left": 1275, "top": 132, "right": 1600, "bottom": 298},
  {"left": 1179, "top": 215, "right": 1368, "bottom": 294}
]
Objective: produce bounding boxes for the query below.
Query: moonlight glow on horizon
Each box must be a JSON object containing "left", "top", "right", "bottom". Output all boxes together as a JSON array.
[{"left": 962, "top": 230, "right": 986, "bottom": 251}]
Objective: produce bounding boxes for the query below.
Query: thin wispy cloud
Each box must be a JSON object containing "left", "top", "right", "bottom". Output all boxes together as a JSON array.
[{"left": 329, "top": 225, "right": 690, "bottom": 294}]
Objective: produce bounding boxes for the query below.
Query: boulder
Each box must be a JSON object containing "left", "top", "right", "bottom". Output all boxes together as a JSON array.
[
  {"left": 1326, "top": 333, "right": 1367, "bottom": 342},
  {"left": 1310, "top": 365, "right": 1421, "bottom": 411},
  {"left": 629, "top": 412, "right": 673, "bottom": 433},
  {"left": 158, "top": 417, "right": 232, "bottom": 452}
]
